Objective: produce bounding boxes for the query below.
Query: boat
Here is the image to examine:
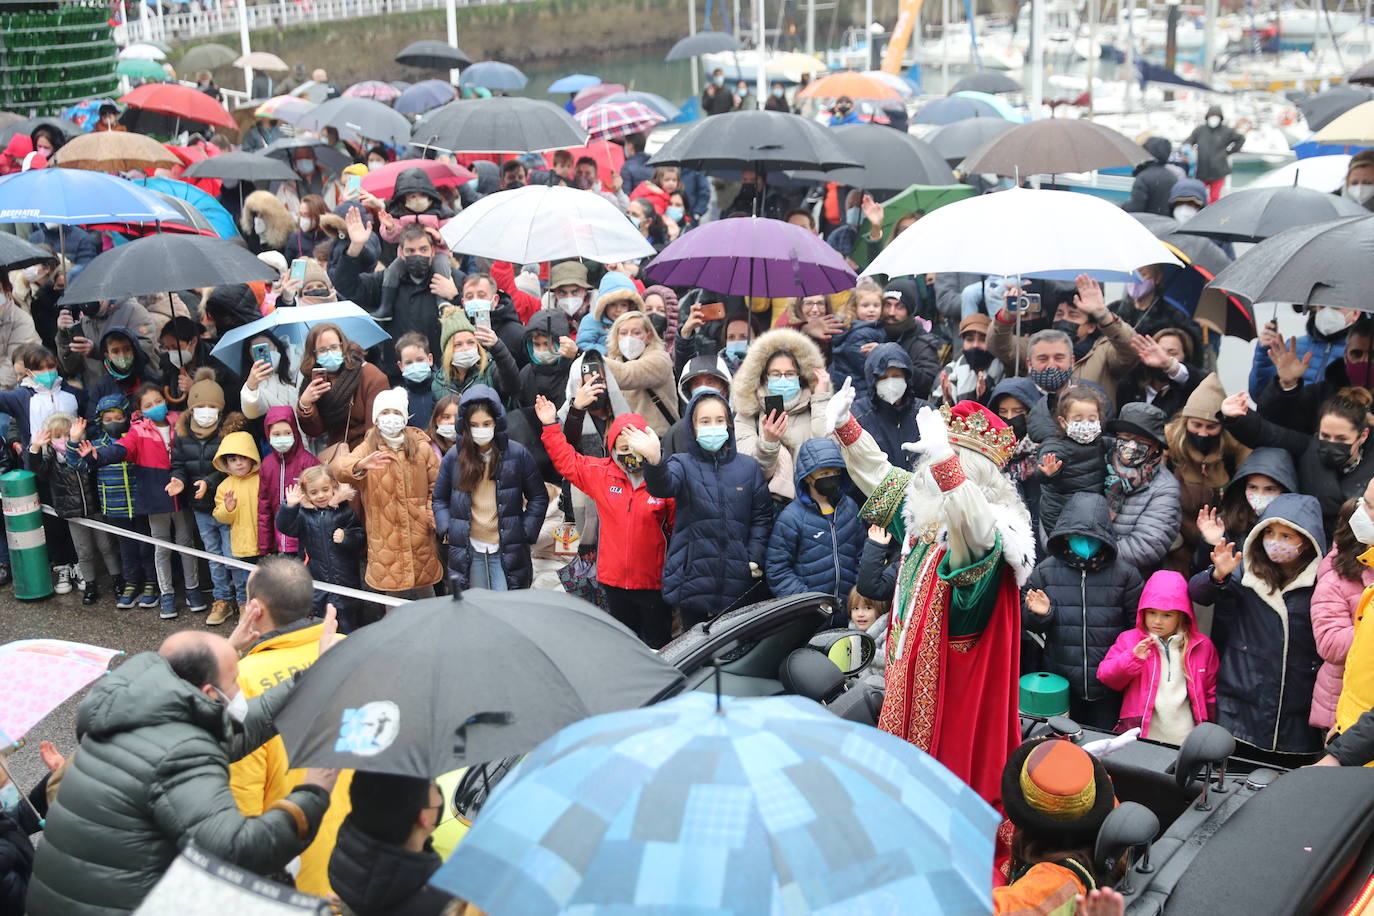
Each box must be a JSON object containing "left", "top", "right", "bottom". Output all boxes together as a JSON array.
[
  {"left": 699, "top": 49, "right": 826, "bottom": 84},
  {"left": 908, "top": 32, "right": 1026, "bottom": 70}
]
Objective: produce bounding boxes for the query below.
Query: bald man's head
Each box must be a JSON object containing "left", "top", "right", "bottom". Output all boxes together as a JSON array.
[{"left": 160, "top": 631, "right": 240, "bottom": 701}]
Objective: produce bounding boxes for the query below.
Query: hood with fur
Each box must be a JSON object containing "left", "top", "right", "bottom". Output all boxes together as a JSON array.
[
  {"left": 239, "top": 190, "right": 293, "bottom": 250},
  {"left": 729, "top": 326, "right": 826, "bottom": 417}
]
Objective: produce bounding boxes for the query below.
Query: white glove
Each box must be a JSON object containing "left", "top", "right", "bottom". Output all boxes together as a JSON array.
[
  {"left": 749, "top": 562, "right": 763, "bottom": 579},
  {"left": 826, "top": 376, "right": 856, "bottom": 431},
  {"left": 901, "top": 405, "right": 954, "bottom": 462}
]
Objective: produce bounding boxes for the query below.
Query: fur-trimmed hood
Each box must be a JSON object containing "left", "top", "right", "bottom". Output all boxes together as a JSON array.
[
  {"left": 593, "top": 287, "right": 643, "bottom": 322},
  {"left": 240, "top": 190, "right": 294, "bottom": 250},
  {"left": 729, "top": 326, "right": 826, "bottom": 418},
  {"left": 605, "top": 309, "right": 665, "bottom": 361}
]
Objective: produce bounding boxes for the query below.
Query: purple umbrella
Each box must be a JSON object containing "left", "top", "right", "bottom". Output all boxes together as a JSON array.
[
  {"left": 344, "top": 80, "right": 402, "bottom": 103},
  {"left": 395, "top": 79, "right": 457, "bottom": 116},
  {"left": 644, "top": 217, "right": 857, "bottom": 298}
]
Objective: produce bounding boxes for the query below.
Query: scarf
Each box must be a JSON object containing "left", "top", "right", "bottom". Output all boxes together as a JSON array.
[{"left": 1104, "top": 447, "right": 1164, "bottom": 516}]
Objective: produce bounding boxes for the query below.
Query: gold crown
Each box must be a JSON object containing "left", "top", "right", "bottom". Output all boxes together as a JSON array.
[{"left": 941, "top": 402, "right": 1017, "bottom": 469}]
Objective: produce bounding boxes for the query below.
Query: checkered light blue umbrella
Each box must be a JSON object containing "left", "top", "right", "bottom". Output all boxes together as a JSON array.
[{"left": 430, "top": 692, "right": 999, "bottom": 915}]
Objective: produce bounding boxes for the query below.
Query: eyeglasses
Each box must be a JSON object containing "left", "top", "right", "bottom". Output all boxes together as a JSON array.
[
  {"left": 315, "top": 344, "right": 342, "bottom": 357},
  {"left": 800, "top": 300, "right": 828, "bottom": 314},
  {"left": 766, "top": 371, "right": 799, "bottom": 380}
]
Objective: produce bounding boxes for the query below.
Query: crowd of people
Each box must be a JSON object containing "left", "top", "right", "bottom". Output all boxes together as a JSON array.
[{"left": 3, "top": 77, "right": 1374, "bottom": 916}]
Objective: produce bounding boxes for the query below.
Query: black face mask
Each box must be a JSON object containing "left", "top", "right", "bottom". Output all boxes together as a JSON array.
[
  {"left": 618, "top": 452, "right": 644, "bottom": 473},
  {"left": 1004, "top": 414, "right": 1028, "bottom": 441},
  {"left": 1318, "top": 439, "right": 1354, "bottom": 470},
  {"left": 648, "top": 313, "right": 667, "bottom": 339},
  {"left": 1052, "top": 320, "right": 1081, "bottom": 338},
  {"left": 1185, "top": 430, "right": 1221, "bottom": 455},
  {"left": 404, "top": 255, "right": 430, "bottom": 282},
  {"left": 963, "top": 348, "right": 996, "bottom": 372},
  {"left": 102, "top": 420, "right": 129, "bottom": 437},
  {"left": 811, "top": 475, "right": 844, "bottom": 503}
]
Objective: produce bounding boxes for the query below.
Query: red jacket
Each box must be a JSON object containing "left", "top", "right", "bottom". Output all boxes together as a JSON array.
[
  {"left": 491, "top": 260, "right": 543, "bottom": 324},
  {"left": 541, "top": 413, "right": 674, "bottom": 590}
]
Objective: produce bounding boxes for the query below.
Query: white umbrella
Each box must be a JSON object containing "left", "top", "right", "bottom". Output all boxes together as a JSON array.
[
  {"left": 440, "top": 185, "right": 655, "bottom": 264},
  {"left": 119, "top": 43, "right": 166, "bottom": 61},
  {"left": 233, "top": 51, "right": 290, "bottom": 72},
  {"left": 1250, "top": 153, "right": 1352, "bottom": 192},
  {"left": 863, "top": 186, "right": 1181, "bottom": 283}
]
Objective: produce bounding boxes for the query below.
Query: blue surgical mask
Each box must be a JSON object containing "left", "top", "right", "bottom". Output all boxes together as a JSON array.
[
  {"left": 772, "top": 86, "right": 784, "bottom": 98},
  {"left": 1067, "top": 534, "right": 1100, "bottom": 560},
  {"left": 690, "top": 384, "right": 719, "bottom": 400},
  {"left": 767, "top": 376, "right": 801, "bottom": 400},
  {"left": 713, "top": 75, "right": 725, "bottom": 86},
  {"left": 846, "top": 206, "right": 861, "bottom": 226},
  {"left": 724, "top": 340, "right": 748, "bottom": 357},
  {"left": 665, "top": 205, "right": 685, "bottom": 223},
  {"left": 142, "top": 402, "right": 168, "bottom": 423},
  {"left": 464, "top": 298, "right": 493, "bottom": 318},
  {"left": 401, "top": 361, "right": 432, "bottom": 383},
  {"left": 0, "top": 781, "right": 18, "bottom": 814},
  {"left": 317, "top": 350, "right": 344, "bottom": 372},
  {"left": 696, "top": 426, "right": 729, "bottom": 452},
  {"left": 33, "top": 369, "right": 58, "bottom": 389}
]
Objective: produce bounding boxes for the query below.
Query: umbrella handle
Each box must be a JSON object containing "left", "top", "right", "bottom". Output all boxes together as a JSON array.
[{"left": 0, "top": 751, "right": 46, "bottom": 829}]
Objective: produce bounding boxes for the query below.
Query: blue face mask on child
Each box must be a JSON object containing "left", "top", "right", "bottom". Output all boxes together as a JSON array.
[
  {"left": 1067, "top": 534, "right": 1100, "bottom": 560},
  {"left": 767, "top": 376, "right": 801, "bottom": 400},
  {"left": 33, "top": 370, "right": 58, "bottom": 389},
  {"left": 695, "top": 426, "right": 729, "bottom": 452},
  {"left": 142, "top": 402, "right": 168, "bottom": 423}
]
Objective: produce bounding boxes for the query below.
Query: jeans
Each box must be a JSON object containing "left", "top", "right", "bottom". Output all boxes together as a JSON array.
[
  {"left": 194, "top": 511, "right": 235, "bottom": 601},
  {"left": 469, "top": 549, "right": 507, "bottom": 590},
  {"left": 148, "top": 509, "right": 200, "bottom": 596}
]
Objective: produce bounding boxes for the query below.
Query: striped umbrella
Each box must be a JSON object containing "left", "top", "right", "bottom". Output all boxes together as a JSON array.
[
  {"left": 343, "top": 80, "right": 402, "bottom": 103},
  {"left": 574, "top": 100, "right": 665, "bottom": 142},
  {"left": 253, "top": 95, "right": 316, "bottom": 125},
  {"left": 572, "top": 82, "right": 626, "bottom": 112}
]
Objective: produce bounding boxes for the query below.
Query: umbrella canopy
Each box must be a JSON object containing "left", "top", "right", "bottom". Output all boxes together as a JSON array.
[
  {"left": 0, "top": 113, "right": 23, "bottom": 132},
  {"left": 0, "top": 639, "right": 121, "bottom": 745},
  {"left": 121, "top": 83, "right": 236, "bottom": 129},
  {"left": 119, "top": 42, "right": 166, "bottom": 61},
  {"left": 1314, "top": 100, "right": 1374, "bottom": 145},
  {"left": 797, "top": 70, "right": 901, "bottom": 101},
  {"left": 433, "top": 693, "right": 999, "bottom": 916},
  {"left": 959, "top": 117, "right": 1149, "bottom": 176},
  {"left": 136, "top": 842, "right": 330, "bottom": 914},
  {"left": 0, "top": 117, "right": 80, "bottom": 148},
  {"left": 864, "top": 186, "right": 1180, "bottom": 282},
  {"left": 572, "top": 82, "right": 627, "bottom": 112},
  {"left": 1251, "top": 153, "right": 1352, "bottom": 191},
  {"left": 927, "top": 116, "right": 1016, "bottom": 164},
  {"left": 361, "top": 159, "right": 475, "bottom": 198},
  {"left": 459, "top": 61, "right": 529, "bottom": 91},
  {"left": 342, "top": 80, "right": 401, "bottom": 102},
  {"left": 132, "top": 176, "right": 239, "bottom": 240},
  {"left": 1174, "top": 185, "right": 1367, "bottom": 243},
  {"left": 787, "top": 123, "right": 954, "bottom": 193},
  {"left": 0, "top": 168, "right": 182, "bottom": 225},
  {"left": 548, "top": 73, "right": 602, "bottom": 94},
  {"left": 233, "top": 51, "right": 289, "bottom": 71},
  {"left": 116, "top": 58, "right": 168, "bottom": 81},
  {"left": 413, "top": 98, "right": 588, "bottom": 154},
  {"left": 666, "top": 30, "right": 742, "bottom": 61},
  {"left": 441, "top": 184, "right": 654, "bottom": 264},
  {"left": 1206, "top": 214, "right": 1374, "bottom": 311},
  {"left": 209, "top": 302, "right": 388, "bottom": 373},
  {"left": 0, "top": 233, "right": 54, "bottom": 272},
  {"left": 575, "top": 100, "right": 665, "bottom": 141},
  {"left": 60, "top": 233, "right": 276, "bottom": 305},
  {"left": 877, "top": 183, "right": 979, "bottom": 234},
  {"left": 179, "top": 42, "right": 237, "bottom": 72},
  {"left": 1351, "top": 59, "right": 1374, "bottom": 85},
  {"left": 296, "top": 97, "right": 411, "bottom": 146},
  {"left": 394, "top": 79, "right": 458, "bottom": 116},
  {"left": 1299, "top": 86, "right": 1374, "bottom": 131},
  {"left": 645, "top": 216, "right": 857, "bottom": 296},
  {"left": 52, "top": 130, "right": 179, "bottom": 171},
  {"left": 914, "top": 96, "right": 1006, "bottom": 125},
  {"left": 260, "top": 137, "right": 352, "bottom": 176},
  {"left": 547, "top": 139, "right": 625, "bottom": 188},
  {"left": 91, "top": 190, "right": 218, "bottom": 238},
  {"left": 395, "top": 39, "right": 472, "bottom": 70},
  {"left": 598, "top": 90, "right": 681, "bottom": 121},
  {"left": 950, "top": 71, "right": 1024, "bottom": 94},
  {"left": 273, "top": 590, "right": 685, "bottom": 776},
  {"left": 648, "top": 109, "right": 860, "bottom": 172},
  {"left": 182, "top": 150, "right": 301, "bottom": 182},
  {"left": 252, "top": 94, "right": 316, "bottom": 124}
]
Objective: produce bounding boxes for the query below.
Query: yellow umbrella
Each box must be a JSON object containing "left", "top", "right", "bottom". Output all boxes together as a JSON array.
[
  {"left": 1313, "top": 99, "right": 1374, "bottom": 145},
  {"left": 51, "top": 131, "right": 180, "bottom": 172}
]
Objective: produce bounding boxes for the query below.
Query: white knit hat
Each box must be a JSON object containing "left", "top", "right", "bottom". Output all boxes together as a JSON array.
[{"left": 372, "top": 387, "right": 409, "bottom": 423}]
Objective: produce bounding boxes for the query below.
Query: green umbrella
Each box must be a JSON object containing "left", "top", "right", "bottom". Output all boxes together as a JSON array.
[
  {"left": 116, "top": 59, "right": 167, "bottom": 80},
  {"left": 854, "top": 183, "right": 979, "bottom": 269},
  {"left": 179, "top": 43, "right": 237, "bottom": 73}
]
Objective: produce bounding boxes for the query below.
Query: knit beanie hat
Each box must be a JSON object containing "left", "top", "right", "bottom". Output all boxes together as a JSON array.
[
  {"left": 372, "top": 386, "right": 409, "bottom": 423},
  {"left": 1002, "top": 738, "right": 1115, "bottom": 847},
  {"left": 1181, "top": 372, "right": 1226, "bottom": 422},
  {"left": 187, "top": 368, "right": 225, "bottom": 410},
  {"left": 514, "top": 268, "right": 542, "bottom": 300}
]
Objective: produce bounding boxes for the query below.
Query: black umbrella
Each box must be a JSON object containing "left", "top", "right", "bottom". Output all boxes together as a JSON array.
[
  {"left": 296, "top": 97, "right": 411, "bottom": 146},
  {"left": 927, "top": 117, "right": 1015, "bottom": 165},
  {"left": 949, "top": 72, "right": 1023, "bottom": 94},
  {"left": 182, "top": 151, "right": 301, "bottom": 182},
  {"left": 59, "top": 234, "right": 277, "bottom": 305},
  {"left": 395, "top": 39, "right": 472, "bottom": 70},
  {"left": 0, "top": 116, "right": 81, "bottom": 148},
  {"left": 0, "top": 233, "right": 54, "bottom": 271},
  {"left": 959, "top": 118, "right": 1150, "bottom": 176},
  {"left": 1130, "top": 212, "right": 1181, "bottom": 238},
  {"left": 1298, "top": 86, "right": 1374, "bottom": 131},
  {"left": 786, "top": 123, "right": 954, "bottom": 193},
  {"left": 260, "top": 137, "right": 353, "bottom": 176},
  {"left": 665, "top": 31, "right": 741, "bottom": 61},
  {"left": 1351, "top": 59, "right": 1374, "bottom": 86},
  {"left": 1207, "top": 214, "right": 1374, "bottom": 311},
  {"left": 1175, "top": 185, "right": 1367, "bottom": 243},
  {"left": 1162, "top": 231, "right": 1233, "bottom": 276},
  {"left": 412, "top": 97, "right": 588, "bottom": 153},
  {"left": 648, "top": 109, "right": 860, "bottom": 172},
  {"left": 273, "top": 591, "right": 686, "bottom": 777}
]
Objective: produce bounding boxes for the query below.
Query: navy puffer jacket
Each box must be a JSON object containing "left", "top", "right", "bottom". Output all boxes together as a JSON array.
[
  {"left": 275, "top": 503, "right": 363, "bottom": 590},
  {"left": 1024, "top": 491, "right": 1143, "bottom": 703},
  {"left": 432, "top": 386, "right": 548, "bottom": 590},
  {"left": 645, "top": 391, "right": 773, "bottom": 621},
  {"left": 765, "top": 438, "right": 862, "bottom": 619},
  {"left": 850, "top": 342, "right": 931, "bottom": 472}
]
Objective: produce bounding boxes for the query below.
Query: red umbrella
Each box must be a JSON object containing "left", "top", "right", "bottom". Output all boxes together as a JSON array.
[
  {"left": 547, "top": 140, "right": 625, "bottom": 188},
  {"left": 120, "top": 83, "right": 236, "bottom": 130},
  {"left": 573, "top": 83, "right": 626, "bottom": 112},
  {"left": 361, "top": 159, "right": 476, "bottom": 198},
  {"left": 164, "top": 141, "right": 223, "bottom": 196}
]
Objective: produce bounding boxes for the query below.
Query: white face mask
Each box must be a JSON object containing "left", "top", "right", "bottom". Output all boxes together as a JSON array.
[
  {"left": 253, "top": 217, "right": 267, "bottom": 236},
  {"left": 557, "top": 295, "right": 584, "bottom": 316},
  {"left": 452, "top": 348, "right": 480, "bottom": 369},
  {"left": 1350, "top": 502, "right": 1374, "bottom": 545},
  {"left": 1314, "top": 307, "right": 1352, "bottom": 337},
  {"left": 436, "top": 423, "right": 457, "bottom": 440},
  {"left": 170, "top": 347, "right": 196, "bottom": 368},
  {"left": 470, "top": 425, "right": 495, "bottom": 445},
  {"left": 21, "top": 265, "right": 42, "bottom": 282},
  {"left": 1172, "top": 204, "right": 1199, "bottom": 223},
  {"left": 1347, "top": 183, "right": 1374, "bottom": 205},
  {"left": 298, "top": 215, "right": 313, "bottom": 232},
  {"left": 618, "top": 335, "right": 646, "bottom": 360},
  {"left": 215, "top": 686, "right": 248, "bottom": 724},
  {"left": 375, "top": 414, "right": 406, "bottom": 437},
  {"left": 1206, "top": 116, "right": 1221, "bottom": 128},
  {"left": 192, "top": 406, "right": 219, "bottom": 427},
  {"left": 874, "top": 377, "right": 906, "bottom": 405}
]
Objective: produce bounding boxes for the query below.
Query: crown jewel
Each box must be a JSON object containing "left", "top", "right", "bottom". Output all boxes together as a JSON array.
[{"left": 940, "top": 401, "right": 1017, "bottom": 469}]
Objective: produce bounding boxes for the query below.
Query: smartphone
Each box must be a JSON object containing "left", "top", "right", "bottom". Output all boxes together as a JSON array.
[
  {"left": 345, "top": 173, "right": 362, "bottom": 195},
  {"left": 475, "top": 310, "right": 491, "bottom": 330},
  {"left": 290, "top": 258, "right": 310, "bottom": 283},
  {"left": 312, "top": 366, "right": 329, "bottom": 378},
  {"left": 763, "top": 394, "right": 785, "bottom": 419},
  {"left": 699, "top": 301, "right": 725, "bottom": 322},
  {"left": 251, "top": 342, "right": 272, "bottom": 366}
]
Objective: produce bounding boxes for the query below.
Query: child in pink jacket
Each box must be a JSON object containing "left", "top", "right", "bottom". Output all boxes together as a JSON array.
[
  {"left": 1308, "top": 501, "right": 1374, "bottom": 729},
  {"left": 1098, "top": 570, "right": 1219, "bottom": 745}
]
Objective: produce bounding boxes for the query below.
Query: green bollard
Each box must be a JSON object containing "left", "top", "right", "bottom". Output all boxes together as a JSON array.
[
  {"left": 0, "top": 471, "right": 52, "bottom": 601},
  {"left": 1019, "top": 671, "right": 1070, "bottom": 719}
]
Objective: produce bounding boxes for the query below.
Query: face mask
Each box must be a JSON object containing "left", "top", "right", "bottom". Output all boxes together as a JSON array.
[
  {"left": 1262, "top": 535, "right": 1302, "bottom": 564},
  {"left": 1347, "top": 183, "right": 1374, "bottom": 204},
  {"left": 1347, "top": 359, "right": 1374, "bottom": 388},
  {"left": 109, "top": 353, "right": 135, "bottom": 372},
  {"left": 296, "top": 159, "right": 316, "bottom": 175},
  {"left": 452, "top": 348, "right": 480, "bottom": 369},
  {"left": 317, "top": 350, "right": 344, "bottom": 372},
  {"left": 1052, "top": 319, "right": 1082, "bottom": 338},
  {"left": 875, "top": 377, "right": 907, "bottom": 405},
  {"left": 811, "top": 475, "right": 843, "bottom": 503},
  {"left": 846, "top": 206, "right": 862, "bottom": 226},
  {"left": 436, "top": 423, "right": 457, "bottom": 440},
  {"left": 1005, "top": 414, "right": 1028, "bottom": 440},
  {"left": 0, "top": 781, "right": 18, "bottom": 814},
  {"left": 22, "top": 265, "right": 42, "bottom": 282},
  {"left": 269, "top": 434, "right": 294, "bottom": 453},
  {"left": 696, "top": 426, "right": 729, "bottom": 452},
  {"left": 1172, "top": 204, "right": 1200, "bottom": 223},
  {"left": 1064, "top": 418, "right": 1101, "bottom": 444},
  {"left": 1029, "top": 366, "right": 1072, "bottom": 392},
  {"left": 690, "top": 384, "right": 721, "bottom": 400},
  {"left": 772, "top": 86, "right": 784, "bottom": 98},
  {"left": 737, "top": 86, "right": 749, "bottom": 96},
  {"left": 767, "top": 376, "right": 801, "bottom": 400},
  {"left": 1186, "top": 430, "right": 1221, "bottom": 454},
  {"left": 963, "top": 348, "right": 995, "bottom": 373},
  {"left": 725, "top": 339, "right": 749, "bottom": 358},
  {"left": 531, "top": 348, "right": 560, "bottom": 365},
  {"left": 665, "top": 205, "right": 685, "bottom": 223},
  {"left": 192, "top": 406, "right": 219, "bottom": 427},
  {"left": 1318, "top": 439, "right": 1354, "bottom": 469},
  {"left": 1067, "top": 534, "right": 1100, "bottom": 560},
  {"left": 170, "top": 347, "right": 197, "bottom": 368},
  {"left": 470, "top": 425, "right": 495, "bottom": 445},
  {"left": 713, "top": 75, "right": 725, "bottom": 85},
  {"left": 1349, "top": 503, "right": 1374, "bottom": 545},
  {"left": 1125, "top": 276, "right": 1156, "bottom": 300},
  {"left": 103, "top": 419, "right": 129, "bottom": 437},
  {"left": 1246, "top": 490, "right": 1277, "bottom": 513},
  {"left": 835, "top": 105, "right": 851, "bottom": 115},
  {"left": 618, "top": 335, "right": 646, "bottom": 360},
  {"left": 404, "top": 254, "right": 430, "bottom": 282},
  {"left": 142, "top": 402, "right": 168, "bottom": 423},
  {"left": 253, "top": 217, "right": 267, "bottom": 236},
  {"left": 464, "top": 298, "right": 493, "bottom": 318},
  {"left": 1115, "top": 438, "right": 1154, "bottom": 467},
  {"left": 618, "top": 451, "right": 644, "bottom": 472},
  {"left": 376, "top": 414, "right": 406, "bottom": 437},
  {"left": 405, "top": 196, "right": 429, "bottom": 213},
  {"left": 401, "top": 361, "right": 433, "bottom": 383},
  {"left": 33, "top": 369, "right": 58, "bottom": 389},
  {"left": 368, "top": 161, "right": 383, "bottom": 171},
  {"left": 298, "top": 215, "right": 313, "bottom": 232},
  {"left": 1313, "top": 308, "right": 1351, "bottom": 338},
  {"left": 1206, "top": 116, "right": 1221, "bottom": 128},
  {"left": 557, "top": 296, "right": 584, "bottom": 315},
  {"left": 215, "top": 686, "right": 248, "bottom": 724}
]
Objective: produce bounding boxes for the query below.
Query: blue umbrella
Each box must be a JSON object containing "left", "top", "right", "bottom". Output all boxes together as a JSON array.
[
  {"left": 547, "top": 73, "right": 601, "bottom": 94},
  {"left": 599, "top": 90, "right": 682, "bottom": 121},
  {"left": 394, "top": 79, "right": 457, "bottom": 116},
  {"left": 432, "top": 692, "right": 999, "bottom": 915},
  {"left": 209, "top": 302, "right": 388, "bottom": 374},
  {"left": 459, "top": 61, "right": 528, "bottom": 91},
  {"left": 0, "top": 169, "right": 182, "bottom": 225},
  {"left": 950, "top": 90, "right": 1024, "bottom": 122},
  {"left": 132, "top": 177, "right": 238, "bottom": 240},
  {"left": 914, "top": 96, "right": 1006, "bottom": 125}
]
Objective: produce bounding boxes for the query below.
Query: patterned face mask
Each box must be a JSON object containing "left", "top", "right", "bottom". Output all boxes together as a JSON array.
[
  {"left": 1114, "top": 438, "right": 1154, "bottom": 468},
  {"left": 1262, "top": 535, "right": 1302, "bottom": 564}
]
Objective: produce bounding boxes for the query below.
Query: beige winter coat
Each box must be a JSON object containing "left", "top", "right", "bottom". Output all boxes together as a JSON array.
[
  {"left": 240, "top": 190, "right": 294, "bottom": 254},
  {"left": 605, "top": 311, "right": 677, "bottom": 436}
]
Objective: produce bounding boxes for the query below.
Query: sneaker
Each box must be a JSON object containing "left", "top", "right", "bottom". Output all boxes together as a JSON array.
[
  {"left": 137, "top": 582, "right": 159, "bottom": 609},
  {"left": 206, "top": 599, "right": 235, "bottom": 626},
  {"left": 159, "top": 594, "right": 178, "bottom": 620},
  {"left": 82, "top": 582, "right": 99, "bottom": 606},
  {"left": 116, "top": 582, "right": 139, "bottom": 610},
  {"left": 186, "top": 588, "right": 209, "bottom": 613},
  {"left": 71, "top": 567, "right": 88, "bottom": 593},
  {"left": 112, "top": 575, "right": 125, "bottom": 598},
  {"left": 0, "top": 564, "right": 11, "bottom": 587},
  {"left": 54, "top": 566, "right": 73, "bottom": 595}
]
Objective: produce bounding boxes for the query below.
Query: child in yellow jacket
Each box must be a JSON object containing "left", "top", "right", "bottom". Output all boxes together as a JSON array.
[{"left": 212, "top": 430, "right": 262, "bottom": 605}]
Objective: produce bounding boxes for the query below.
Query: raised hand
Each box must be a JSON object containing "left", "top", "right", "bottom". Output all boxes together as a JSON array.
[
  {"left": 355, "top": 449, "right": 395, "bottom": 472},
  {"left": 285, "top": 483, "right": 303, "bottom": 507},
  {"left": 533, "top": 394, "right": 558, "bottom": 426},
  {"left": 69, "top": 417, "right": 86, "bottom": 441},
  {"left": 228, "top": 599, "right": 262, "bottom": 652},
  {"left": 1025, "top": 588, "right": 1051, "bottom": 616},
  {"left": 344, "top": 205, "right": 372, "bottom": 251},
  {"left": 165, "top": 477, "right": 185, "bottom": 497},
  {"left": 1196, "top": 505, "right": 1225, "bottom": 545},
  {"left": 1072, "top": 273, "right": 1107, "bottom": 318},
  {"left": 1220, "top": 390, "right": 1250, "bottom": 418},
  {"left": 1130, "top": 333, "right": 1174, "bottom": 370},
  {"left": 811, "top": 366, "right": 831, "bottom": 395},
  {"left": 867, "top": 524, "right": 891, "bottom": 545},
  {"left": 910, "top": 405, "right": 953, "bottom": 461},
  {"left": 825, "top": 376, "right": 856, "bottom": 430},
  {"left": 1268, "top": 336, "right": 1312, "bottom": 389},
  {"left": 1210, "top": 540, "right": 1242, "bottom": 580},
  {"left": 1133, "top": 636, "right": 1154, "bottom": 660},
  {"left": 760, "top": 408, "right": 790, "bottom": 443},
  {"left": 1038, "top": 452, "right": 1064, "bottom": 477},
  {"left": 860, "top": 192, "right": 884, "bottom": 229},
  {"left": 223, "top": 490, "right": 237, "bottom": 512},
  {"left": 622, "top": 426, "right": 661, "bottom": 465}
]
